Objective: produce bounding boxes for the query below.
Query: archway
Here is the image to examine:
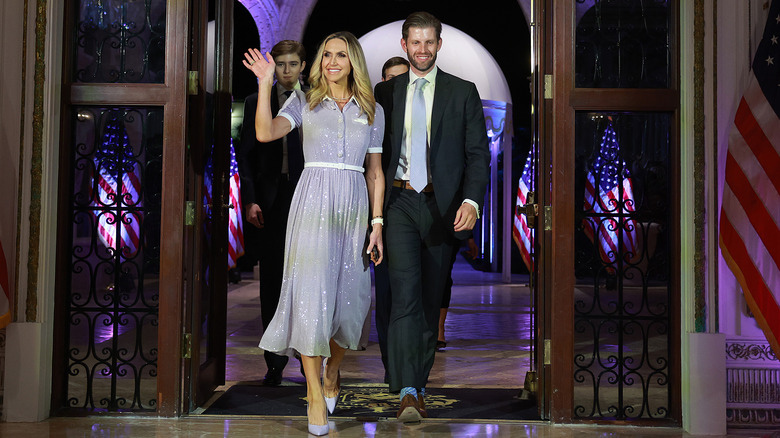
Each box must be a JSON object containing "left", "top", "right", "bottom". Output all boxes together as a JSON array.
[{"left": 358, "top": 21, "right": 512, "bottom": 103}]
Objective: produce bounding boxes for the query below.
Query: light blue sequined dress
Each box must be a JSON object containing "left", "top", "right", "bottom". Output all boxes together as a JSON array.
[{"left": 258, "top": 90, "right": 384, "bottom": 358}]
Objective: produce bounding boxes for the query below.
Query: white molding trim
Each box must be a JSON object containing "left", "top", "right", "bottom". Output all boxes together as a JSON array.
[
  {"left": 679, "top": 0, "right": 696, "bottom": 432},
  {"left": 4, "top": 0, "right": 64, "bottom": 422},
  {"left": 725, "top": 337, "right": 780, "bottom": 429}
]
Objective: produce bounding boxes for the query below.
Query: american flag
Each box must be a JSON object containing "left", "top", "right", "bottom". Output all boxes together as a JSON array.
[
  {"left": 227, "top": 140, "right": 245, "bottom": 269},
  {"left": 582, "top": 122, "right": 638, "bottom": 272},
  {"left": 719, "top": 0, "right": 780, "bottom": 355},
  {"left": 93, "top": 113, "right": 142, "bottom": 258},
  {"left": 0, "top": 238, "right": 10, "bottom": 329},
  {"left": 513, "top": 148, "right": 535, "bottom": 272},
  {"left": 203, "top": 140, "right": 245, "bottom": 270}
]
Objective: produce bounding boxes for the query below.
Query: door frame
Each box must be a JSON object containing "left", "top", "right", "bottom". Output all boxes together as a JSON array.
[
  {"left": 538, "top": 0, "right": 682, "bottom": 423},
  {"left": 51, "top": 0, "right": 190, "bottom": 417},
  {"left": 537, "top": 0, "right": 576, "bottom": 421},
  {"left": 181, "top": 0, "right": 235, "bottom": 412},
  {"left": 153, "top": 0, "right": 190, "bottom": 418}
]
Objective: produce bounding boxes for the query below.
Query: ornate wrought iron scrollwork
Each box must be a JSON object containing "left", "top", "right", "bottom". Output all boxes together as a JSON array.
[
  {"left": 74, "top": 0, "right": 166, "bottom": 83},
  {"left": 575, "top": 0, "right": 671, "bottom": 88},
  {"left": 573, "top": 113, "right": 672, "bottom": 420},
  {"left": 726, "top": 342, "right": 779, "bottom": 362},
  {"left": 67, "top": 106, "right": 162, "bottom": 412}
]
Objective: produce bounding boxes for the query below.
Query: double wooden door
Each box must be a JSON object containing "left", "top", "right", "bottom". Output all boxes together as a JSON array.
[
  {"left": 53, "top": 0, "right": 679, "bottom": 423},
  {"left": 531, "top": 0, "right": 681, "bottom": 424},
  {"left": 52, "top": 0, "right": 233, "bottom": 416}
]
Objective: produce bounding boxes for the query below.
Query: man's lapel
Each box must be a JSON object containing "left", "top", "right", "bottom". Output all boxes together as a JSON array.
[
  {"left": 270, "top": 84, "right": 280, "bottom": 114},
  {"left": 431, "top": 70, "right": 451, "bottom": 155},
  {"left": 391, "top": 72, "right": 409, "bottom": 154}
]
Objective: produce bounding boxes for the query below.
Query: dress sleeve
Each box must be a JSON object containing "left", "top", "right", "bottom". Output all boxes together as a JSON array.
[
  {"left": 277, "top": 89, "right": 304, "bottom": 131},
  {"left": 367, "top": 103, "right": 385, "bottom": 154}
]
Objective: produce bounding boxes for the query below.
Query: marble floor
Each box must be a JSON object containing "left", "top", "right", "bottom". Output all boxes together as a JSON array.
[
  {"left": 2, "top": 415, "right": 768, "bottom": 437},
  {"left": 218, "top": 255, "right": 532, "bottom": 389},
  {"left": 1, "top": 256, "right": 773, "bottom": 437}
]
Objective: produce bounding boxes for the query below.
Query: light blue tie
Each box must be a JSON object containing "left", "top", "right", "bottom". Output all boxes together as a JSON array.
[{"left": 410, "top": 77, "right": 428, "bottom": 192}]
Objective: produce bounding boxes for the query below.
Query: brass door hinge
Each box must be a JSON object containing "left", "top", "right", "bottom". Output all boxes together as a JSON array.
[
  {"left": 544, "top": 205, "right": 552, "bottom": 231},
  {"left": 544, "top": 74, "right": 552, "bottom": 99},
  {"left": 185, "top": 201, "right": 195, "bottom": 226},
  {"left": 188, "top": 71, "right": 199, "bottom": 95},
  {"left": 182, "top": 333, "right": 192, "bottom": 359},
  {"left": 544, "top": 339, "right": 551, "bottom": 365},
  {"left": 516, "top": 191, "right": 539, "bottom": 228}
]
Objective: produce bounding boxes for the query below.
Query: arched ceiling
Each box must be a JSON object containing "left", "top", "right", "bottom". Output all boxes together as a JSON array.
[
  {"left": 237, "top": 0, "right": 532, "bottom": 53},
  {"left": 237, "top": 0, "right": 317, "bottom": 52}
]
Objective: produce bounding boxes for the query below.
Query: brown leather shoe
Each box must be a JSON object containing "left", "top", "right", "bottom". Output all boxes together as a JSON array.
[
  {"left": 396, "top": 394, "right": 425, "bottom": 423},
  {"left": 418, "top": 393, "right": 428, "bottom": 418}
]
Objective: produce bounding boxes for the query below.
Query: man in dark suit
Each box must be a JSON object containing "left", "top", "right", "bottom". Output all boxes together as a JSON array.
[
  {"left": 238, "top": 40, "right": 306, "bottom": 387},
  {"left": 366, "top": 56, "right": 410, "bottom": 357},
  {"left": 374, "top": 12, "right": 490, "bottom": 422}
]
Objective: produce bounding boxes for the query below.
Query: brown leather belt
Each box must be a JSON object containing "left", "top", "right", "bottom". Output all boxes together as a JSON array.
[{"left": 393, "top": 179, "right": 433, "bottom": 192}]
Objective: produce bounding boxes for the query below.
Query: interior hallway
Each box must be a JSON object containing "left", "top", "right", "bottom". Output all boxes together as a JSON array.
[{"left": 217, "top": 254, "right": 532, "bottom": 390}]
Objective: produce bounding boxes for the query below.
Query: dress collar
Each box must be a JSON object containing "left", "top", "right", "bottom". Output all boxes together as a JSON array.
[{"left": 323, "top": 94, "right": 360, "bottom": 109}]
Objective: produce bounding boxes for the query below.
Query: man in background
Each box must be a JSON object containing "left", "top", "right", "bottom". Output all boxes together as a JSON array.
[
  {"left": 364, "top": 56, "right": 411, "bottom": 353},
  {"left": 381, "top": 56, "right": 410, "bottom": 81},
  {"left": 238, "top": 40, "right": 306, "bottom": 387}
]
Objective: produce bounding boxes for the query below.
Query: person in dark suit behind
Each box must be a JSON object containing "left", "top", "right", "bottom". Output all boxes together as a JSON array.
[
  {"left": 363, "top": 56, "right": 411, "bottom": 353},
  {"left": 381, "top": 56, "right": 410, "bottom": 81},
  {"left": 374, "top": 12, "right": 490, "bottom": 422},
  {"left": 238, "top": 40, "right": 306, "bottom": 387}
]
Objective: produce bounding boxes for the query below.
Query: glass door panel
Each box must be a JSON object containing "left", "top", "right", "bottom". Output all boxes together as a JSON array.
[
  {"left": 182, "top": 0, "right": 233, "bottom": 409},
  {"left": 74, "top": 0, "right": 166, "bottom": 84},
  {"left": 64, "top": 106, "right": 163, "bottom": 412},
  {"left": 572, "top": 112, "right": 672, "bottom": 420}
]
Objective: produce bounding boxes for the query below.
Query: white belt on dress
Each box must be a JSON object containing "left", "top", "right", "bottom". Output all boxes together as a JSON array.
[{"left": 304, "top": 162, "right": 364, "bottom": 173}]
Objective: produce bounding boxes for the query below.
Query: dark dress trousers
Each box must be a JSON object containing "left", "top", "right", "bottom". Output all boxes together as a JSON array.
[
  {"left": 238, "top": 86, "right": 304, "bottom": 374},
  {"left": 374, "top": 70, "right": 490, "bottom": 392}
]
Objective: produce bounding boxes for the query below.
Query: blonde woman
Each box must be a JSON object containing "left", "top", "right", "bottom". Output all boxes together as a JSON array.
[{"left": 243, "top": 31, "right": 384, "bottom": 436}]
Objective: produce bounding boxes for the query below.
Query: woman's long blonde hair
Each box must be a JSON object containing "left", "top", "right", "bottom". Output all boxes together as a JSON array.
[{"left": 307, "top": 31, "right": 377, "bottom": 125}]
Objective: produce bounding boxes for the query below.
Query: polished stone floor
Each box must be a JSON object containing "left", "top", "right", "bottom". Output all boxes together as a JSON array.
[
  {"left": 218, "top": 256, "right": 532, "bottom": 389},
  {"left": 3, "top": 416, "right": 765, "bottom": 437},
  {"left": 1, "top": 256, "right": 773, "bottom": 436}
]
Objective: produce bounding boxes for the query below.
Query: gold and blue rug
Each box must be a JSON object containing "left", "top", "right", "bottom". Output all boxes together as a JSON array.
[{"left": 202, "top": 384, "right": 540, "bottom": 420}]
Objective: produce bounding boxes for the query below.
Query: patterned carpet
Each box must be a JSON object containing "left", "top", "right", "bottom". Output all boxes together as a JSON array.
[{"left": 202, "top": 383, "right": 540, "bottom": 420}]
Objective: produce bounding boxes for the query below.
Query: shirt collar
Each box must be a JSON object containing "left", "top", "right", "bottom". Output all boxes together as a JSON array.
[
  {"left": 408, "top": 65, "right": 438, "bottom": 87},
  {"left": 323, "top": 94, "right": 361, "bottom": 109},
  {"left": 277, "top": 81, "right": 302, "bottom": 94}
]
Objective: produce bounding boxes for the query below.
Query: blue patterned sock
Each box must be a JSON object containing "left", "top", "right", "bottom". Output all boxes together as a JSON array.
[
  {"left": 400, "top": 387, "right": 418, "bottom": 402},
  {"left": 420, "top": 388, "right": 426, "bottom": 398}
]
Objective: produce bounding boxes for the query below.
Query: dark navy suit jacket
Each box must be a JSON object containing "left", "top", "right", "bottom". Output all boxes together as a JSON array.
[{"left": 374, "top": 70, "right": 490, "bottom": 238}]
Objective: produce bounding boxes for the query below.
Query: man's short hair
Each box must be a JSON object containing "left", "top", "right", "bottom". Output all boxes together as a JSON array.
[
  {"left": 270, "top": 40, "right": 306, "bottom": 62},
  {"left": 381, "top": 56, "right": 410, "bottom": 79},
  {"left": 402, "top": 11, "right": 442, "bottom": 40}
]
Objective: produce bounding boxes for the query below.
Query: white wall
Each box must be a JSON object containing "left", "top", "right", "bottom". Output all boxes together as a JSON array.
[
  {"left": 359, "top": 21, "right": 512, "bottom": 104},
  {"left": 1, "top": 0, "right": 64, "bottom": 422}
]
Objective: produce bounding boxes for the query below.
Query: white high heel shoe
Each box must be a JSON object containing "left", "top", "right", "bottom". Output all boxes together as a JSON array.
[
  {"left": 307, "top": 422, "right": 328, "bottom": 436},
  {"left": 324, "top": 371, "right": 341, "bottom": 414},
  {"left": 307, "top": 398, "right": 329, "bottom": 436}
]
